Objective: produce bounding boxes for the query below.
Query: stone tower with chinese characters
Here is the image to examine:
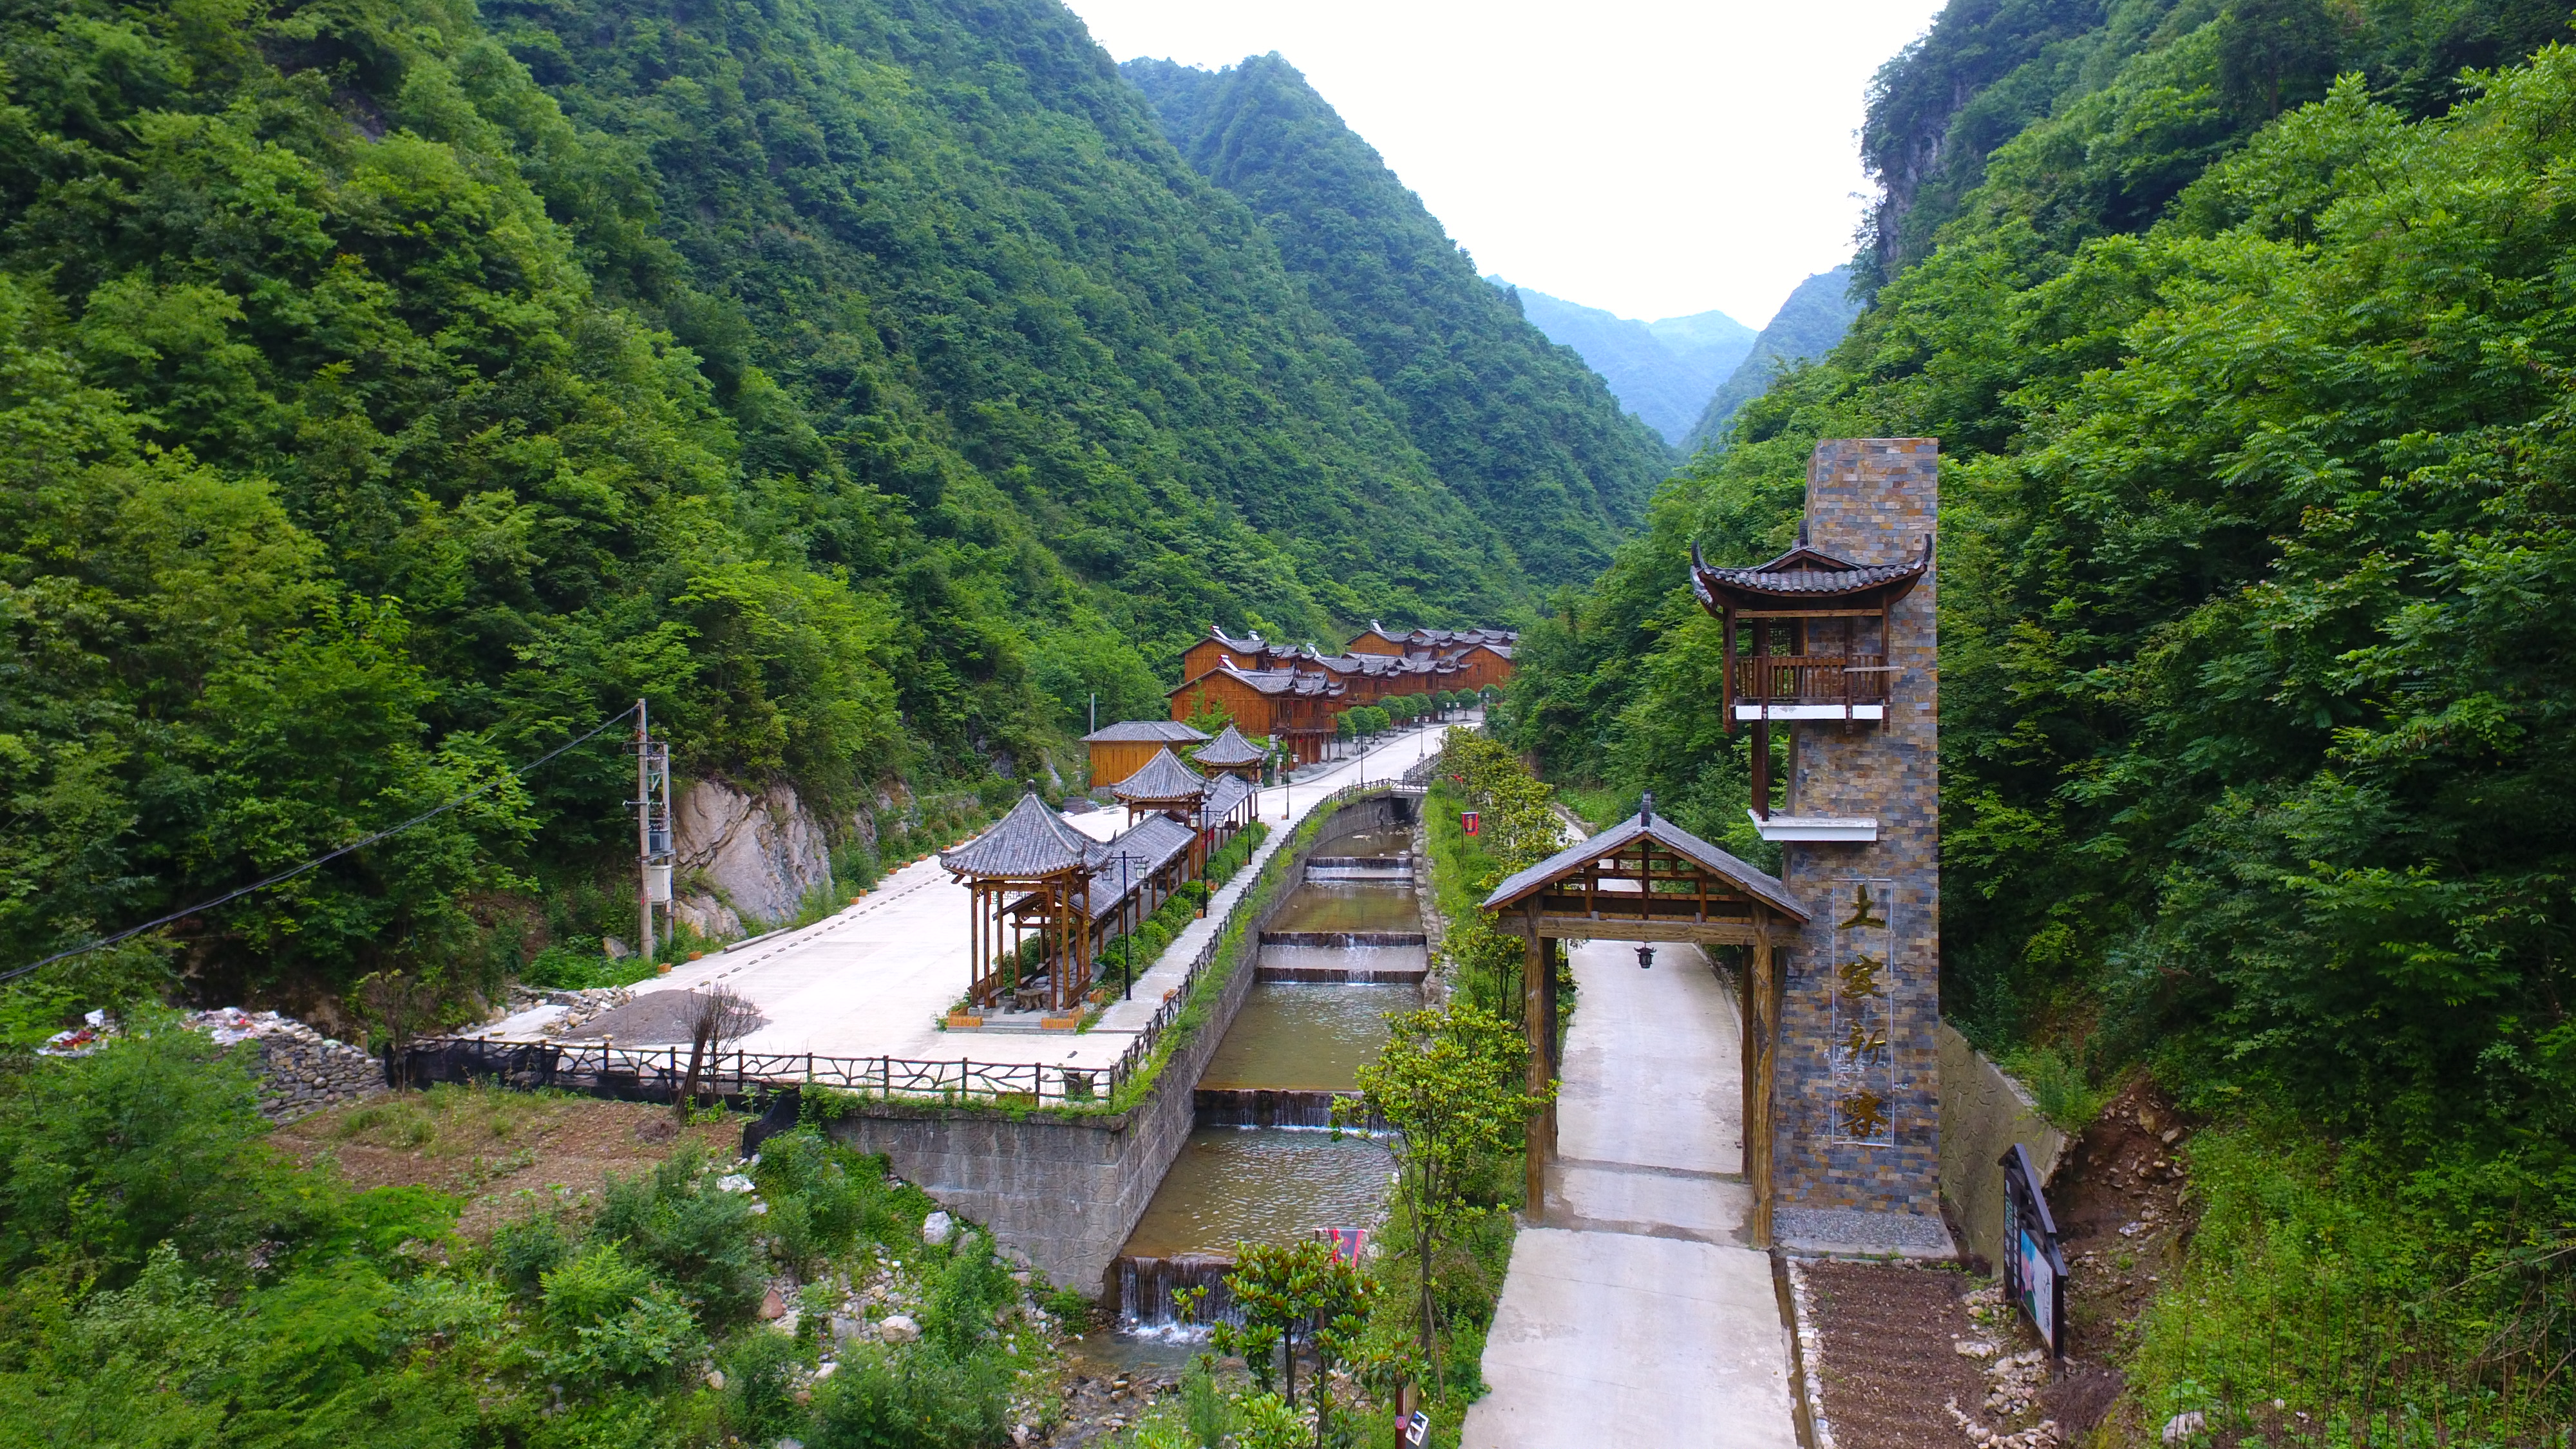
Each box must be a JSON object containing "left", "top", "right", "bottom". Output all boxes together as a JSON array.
[{"left": 1691, "top": 438, "right": 1944, "bottom": 1244}]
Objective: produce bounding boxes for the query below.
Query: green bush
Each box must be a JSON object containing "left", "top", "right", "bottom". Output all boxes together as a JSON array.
[
  {"left": 524, "top": 944, "right": 661, "bottom": 991},
  {"left": 809, "top": 1343, "right": 1011, "bottom": 1449},
  {"left": 589, "top": 1150, "right": 767, "bottom": 1329}
]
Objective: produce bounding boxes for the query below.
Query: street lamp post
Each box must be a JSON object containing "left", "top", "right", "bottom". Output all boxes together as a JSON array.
[{"left": 1107, "top": 850, "right": 1150, "bottom": 1001}]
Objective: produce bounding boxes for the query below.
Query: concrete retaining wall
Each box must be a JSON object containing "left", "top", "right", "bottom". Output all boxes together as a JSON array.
[
  {"left": 822, "top": 789, "right": 1403, "bottom": 1296},
  {"left": 1935, "top": 1021, "right": 2067, "bottom": 1271}
]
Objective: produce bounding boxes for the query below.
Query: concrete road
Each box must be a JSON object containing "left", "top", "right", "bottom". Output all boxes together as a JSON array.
[
  {"left": 1464, "top": 938, "right": 1799, "bottom": 1448},
  {"left": 481, "top": 721, "right": 1457, "bottom": 1077}
]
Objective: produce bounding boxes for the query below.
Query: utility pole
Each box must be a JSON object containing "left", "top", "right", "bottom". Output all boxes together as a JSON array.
[
  {"left": 1089, "top": 692, "right": 1097, "bottom": 735},
  {"left": 635, "top": 699, "right": 672, "bottom": 962},
  {"left": 636, "top": 699, "right": 652, "bottom": 961}
]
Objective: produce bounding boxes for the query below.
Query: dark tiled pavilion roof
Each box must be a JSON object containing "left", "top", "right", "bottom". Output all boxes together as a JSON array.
[
  {"left": 1482, "top": 809, "right": 1810, "bottom": 923},
  {"left": 1193, "top": 724, "right": 1266, "bottom": 768},
  {"left": 1194, "top": 772, "right": 1254, "bottom": 829},
  {"left": 940, "top": 793, "right": 1094, "bottom": 878},
  {"left": 1110, "top": 747, "right": 1208, "bottom": 804},
  {"left": 1087, "top": 815, "right": 1195, "bottom": 913}
]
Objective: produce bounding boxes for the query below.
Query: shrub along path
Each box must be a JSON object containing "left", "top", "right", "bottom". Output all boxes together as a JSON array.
[{"left": 1463, "top": 938, "right": 1797, "bottom": 1447}]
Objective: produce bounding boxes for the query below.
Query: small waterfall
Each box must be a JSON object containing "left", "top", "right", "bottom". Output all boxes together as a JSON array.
[
  {"left": 1116, "top": 1254, "right": 1238, "bottom": 1327},
  {"left": 1258, "top": 929, "right": 1426, "bottom": 948},
  {"left": 1194, "top": 1087, "right": 1383, "bottom": 1130},
  {"left": 1256, "top": 943, "right": 1428, "bottom": 983}
]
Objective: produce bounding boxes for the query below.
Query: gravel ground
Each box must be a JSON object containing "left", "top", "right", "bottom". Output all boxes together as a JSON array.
[{"left": 558, "top": 989, "right": 768, "bottom": 1044}]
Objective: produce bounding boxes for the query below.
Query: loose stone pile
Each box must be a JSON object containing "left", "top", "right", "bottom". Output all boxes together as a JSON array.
[
  {"left": 486, "top": 985, "right": 637, "bottom": 1034},
  {"left": 1947, "top": 1286, "right": 2063, "bottom": 1448},
  {"left": 186, "top": 1009, "right": 386, "bottom": 1121}
]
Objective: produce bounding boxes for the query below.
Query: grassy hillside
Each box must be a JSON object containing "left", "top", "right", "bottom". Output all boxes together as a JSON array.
[
  {"left": 1123, "top": 53, "right": 1675, "bottom": 587},
  {"left": 0, "top": 0, "right": 1565, "bottom": 1020}
]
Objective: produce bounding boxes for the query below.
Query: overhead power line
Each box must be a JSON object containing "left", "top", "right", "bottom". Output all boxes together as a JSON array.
[{"left": 0, "top": 702, "right": 644, "bottom": 989}]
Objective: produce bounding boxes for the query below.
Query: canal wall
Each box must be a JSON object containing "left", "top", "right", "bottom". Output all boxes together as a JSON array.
[{"left": 817, "top": 789, "right": 1410, "bottom": 1296}]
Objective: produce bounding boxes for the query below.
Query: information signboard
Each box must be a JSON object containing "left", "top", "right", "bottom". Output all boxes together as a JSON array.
[{"left": 2000, "top": 1141, "right": 2067, "bottom": 1358}]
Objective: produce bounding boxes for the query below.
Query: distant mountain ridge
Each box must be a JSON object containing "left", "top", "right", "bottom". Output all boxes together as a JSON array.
[
  {"left": 1491, "top": 282, "right": 1754, "bottom": 444},
  {"left": 1681, "top": 267, "right": 1863, "bottom": 451},
  {"left": 1122, "top": 54, "right": 1675, "bottom": 585}
]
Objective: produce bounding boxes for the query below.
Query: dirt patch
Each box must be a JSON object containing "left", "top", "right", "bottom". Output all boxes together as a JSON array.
[
  {"left": 558, "top": 988, "right": 766, "bottom": 1044},
  {"left": 2049, "top": 1076, "right": 2193, "bottom": 1367},
  {"left": 273, "top": 1084, "right": 743, "bottom": 1237},
  {"left": 1801, "top": 1261, "right": 1991, "bottom": 1449}
]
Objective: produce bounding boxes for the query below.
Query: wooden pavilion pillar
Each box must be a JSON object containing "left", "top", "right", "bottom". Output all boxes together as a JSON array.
[{"left": 1522, "top": 907, "right": 1549, "bottom": 1218}]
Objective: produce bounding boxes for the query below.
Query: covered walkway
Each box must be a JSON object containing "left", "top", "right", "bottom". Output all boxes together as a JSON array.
[{"left": 1463, "top": 937, "right": 1799, "bottom": 1448}]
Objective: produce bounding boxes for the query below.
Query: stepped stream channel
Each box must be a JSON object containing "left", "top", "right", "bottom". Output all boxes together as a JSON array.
[{"left": 1077, "top": 825, "right": 1424, "bottom": 1374}]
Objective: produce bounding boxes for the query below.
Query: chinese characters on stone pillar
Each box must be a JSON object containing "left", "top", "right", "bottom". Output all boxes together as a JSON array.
[{"left": 1830, "top": 878, "right": 1898, "bottom": 1145}]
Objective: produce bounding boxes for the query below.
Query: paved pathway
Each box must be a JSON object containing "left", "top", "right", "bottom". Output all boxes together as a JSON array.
[
  {"left": 1463, "top": 938, "right": 1799, "bottom": 1448},
  {"left": 480, "top": 722, "right": 1455, "bottom": 1074}
]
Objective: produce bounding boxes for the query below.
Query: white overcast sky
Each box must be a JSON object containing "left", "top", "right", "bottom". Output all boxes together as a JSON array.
[{"left": 1061, "top": 0, "right": 1946, "bottom": 328}]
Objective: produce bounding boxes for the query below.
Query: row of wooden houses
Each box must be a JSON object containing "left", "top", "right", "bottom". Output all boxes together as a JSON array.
[{"left": 1154, "top": 622, "right": 1519, "bottom": 767}]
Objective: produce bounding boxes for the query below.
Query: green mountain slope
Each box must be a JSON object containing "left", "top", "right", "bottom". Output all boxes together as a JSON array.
[
  {"left": 1679, "top": 267, "right": 1861, "bottom": 450},
  {"left": 0, "top": 0, "right": 1540, "bottom": 1008},
  {"left": 1494, "top": 283, "right": 1754, "bottom": 446},
  {"left": 1122, "top": 54, "right": 1674, "bottom": 585}
]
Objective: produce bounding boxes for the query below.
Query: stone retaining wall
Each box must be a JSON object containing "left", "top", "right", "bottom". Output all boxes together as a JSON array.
[{"left": 1935, "top": 1022, "right": 2067, "bottom": 1271}]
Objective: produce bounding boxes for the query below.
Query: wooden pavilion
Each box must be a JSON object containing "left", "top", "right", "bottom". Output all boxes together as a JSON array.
[
  {"left": 1191, "top": 724, "right": 1267, "bottom": 781},
  {"left": 1481, "top": 797, "right": 1812, "bottom": 1245},
  {"left": 1084, "top": 813, "right": 1196, "bottom": 957},
  {"left": 1112, "top": 747, "right": 1211, "bottom": 882},
  {"left": 939, "top": 794, "right": 1097, "bottom": 1016}
]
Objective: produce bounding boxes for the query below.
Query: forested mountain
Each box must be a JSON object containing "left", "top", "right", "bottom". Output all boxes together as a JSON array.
[
  {"left": 1508, "top": 0, "right": 2576, "bottom": 1421},
  {"left": 1491, "top": 284, "right": 1754, "bottom": 445},
  {"left": 1122, "top": 54, "right": 1674, "bottom": 585},
  {"left": 1678, "top": 266, "right": 1861, "bottom": 450},
  {"left": 0, "top": 0, "right": 1595, "bottom": 1013}
]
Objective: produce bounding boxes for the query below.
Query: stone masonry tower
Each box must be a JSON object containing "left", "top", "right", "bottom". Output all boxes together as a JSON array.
[{"left": 1691, "top": 439, "right": 1944, "bottom": 1248}]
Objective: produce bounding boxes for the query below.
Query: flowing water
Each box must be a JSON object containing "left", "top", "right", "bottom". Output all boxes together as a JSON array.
[
  {"left": 1200, "top": 983, "right": 1414, "bottom": 1090},
  {"left": 1262, "top": 882, "right": 1424, "bottom": 936},
  {"left": 1115, "top": 1127, "right": 1396, "bottom": 1323},
  {"left": 1106, "top": 818, "right": 1419, "bottom": 1329},
  {"left": 1314, "top": 826, "right": 1414, "bottom": 858}
]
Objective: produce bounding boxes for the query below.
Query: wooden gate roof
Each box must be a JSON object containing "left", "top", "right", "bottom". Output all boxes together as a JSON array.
[{"left": 1482, "top": 804, "right": 1809, "bottom": 942}]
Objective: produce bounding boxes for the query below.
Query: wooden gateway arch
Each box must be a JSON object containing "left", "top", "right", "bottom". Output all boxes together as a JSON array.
[{"left": 1481, "top": 799, "right": 1812, "bottom": 1246}]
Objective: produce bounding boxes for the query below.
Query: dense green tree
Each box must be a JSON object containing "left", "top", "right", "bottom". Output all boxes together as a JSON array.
[
  {"left": 0, "top": 0, "right": 1586, "bottom": 1013},
  {"left": 1510, "top": 14, "right": 2576, "bottom": 1230}
]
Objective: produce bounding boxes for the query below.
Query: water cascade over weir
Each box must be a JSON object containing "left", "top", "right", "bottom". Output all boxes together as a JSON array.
[{"left": 1108, "top": 821, "right": 1425, "bottom": 1331}]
